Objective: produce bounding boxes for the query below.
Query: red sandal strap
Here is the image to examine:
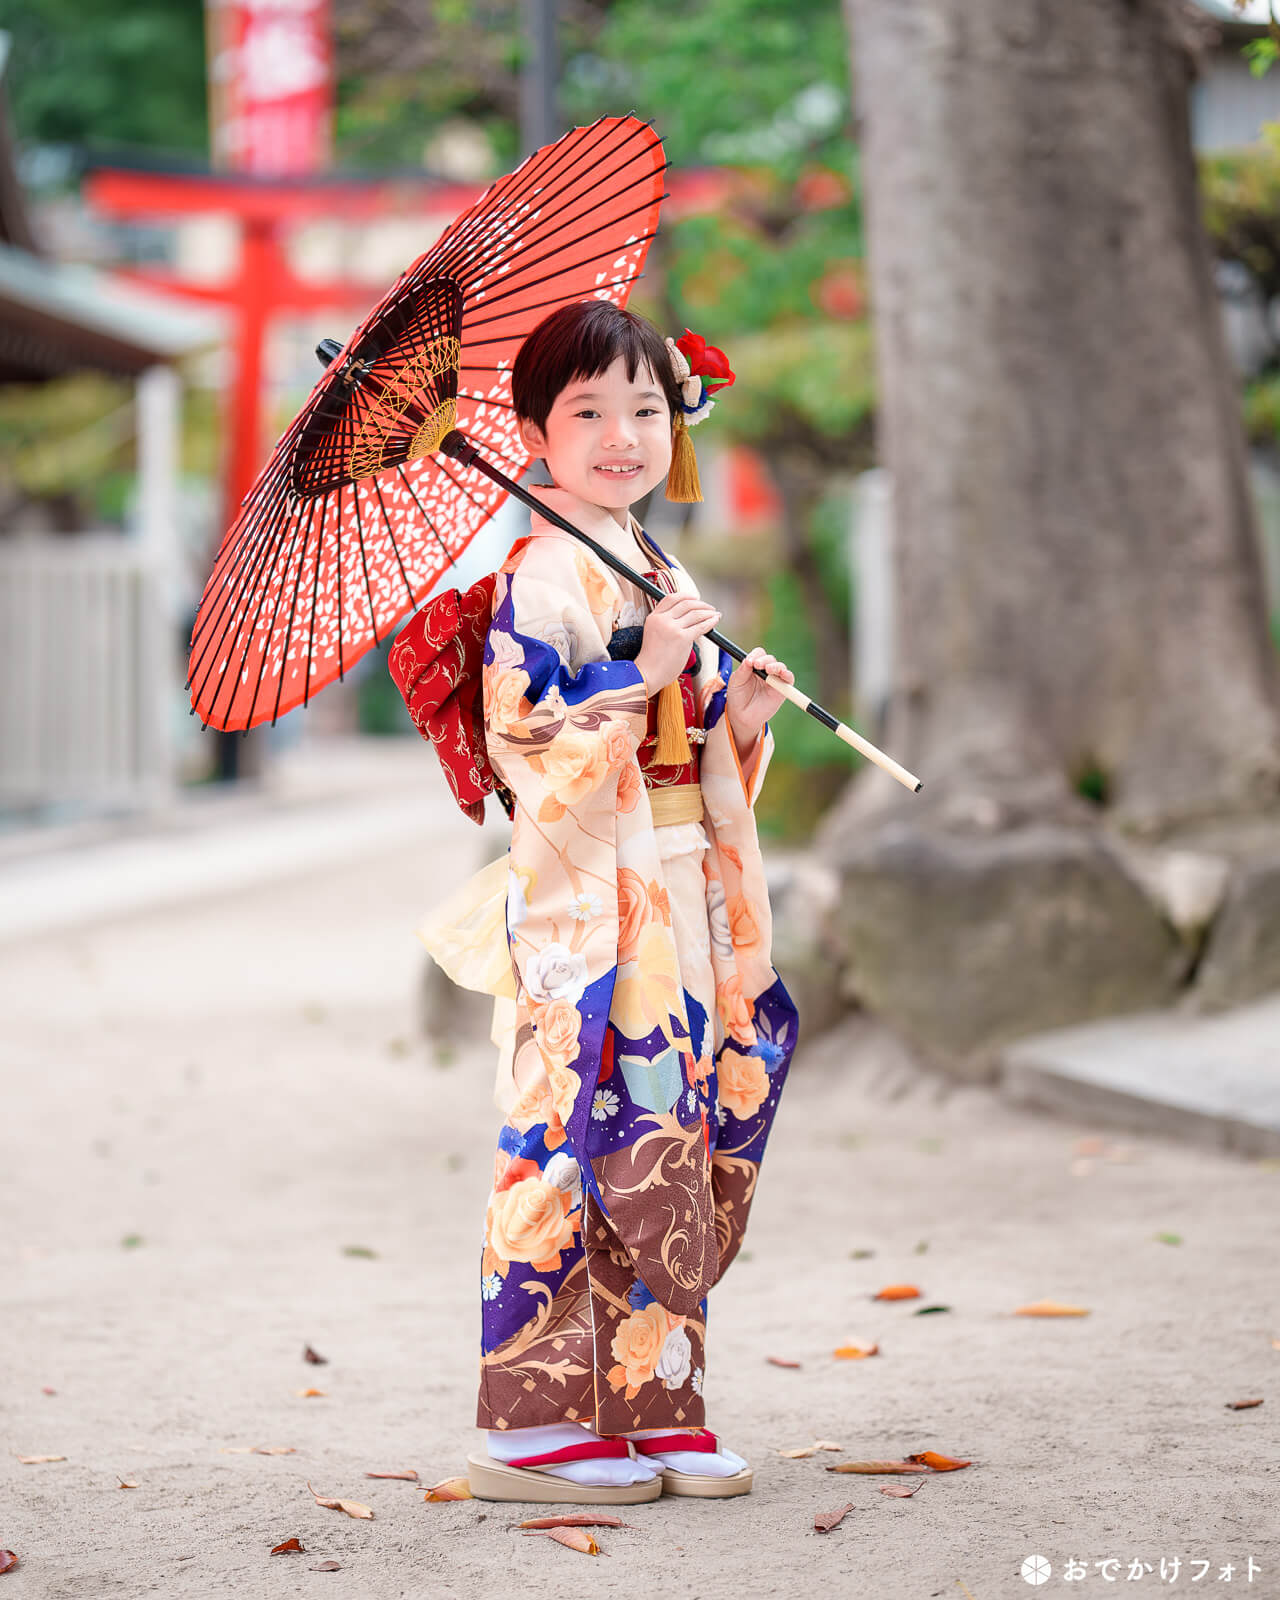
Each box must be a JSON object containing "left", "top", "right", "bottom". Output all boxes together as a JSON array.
[
  {"left": 505, "top": 1437, "right": 633, "bottom": 1469},
  {"left": 630, "top": 1429, "right": 718, "bottom": 1455}
]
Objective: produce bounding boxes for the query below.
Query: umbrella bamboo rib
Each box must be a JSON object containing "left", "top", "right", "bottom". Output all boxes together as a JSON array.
[
  {"left": 189, "top": 487, "right": 295, "bottom": 715},
  {"left": 368, "top": 475, "right": 426, "bottom": 612},
  {"left": 270, "top": 492, "right": 321, "bottom": 726},
  {"left": 244, "top": 487, "right": 312, "bottom": 728},
  {"left": 302, "top": 491, "right": 332, "bottom": 710}
]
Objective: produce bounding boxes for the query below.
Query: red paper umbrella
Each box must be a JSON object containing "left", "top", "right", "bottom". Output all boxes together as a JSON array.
[{"left": 186, "top": 114, "right": 667, "bottom": 731}]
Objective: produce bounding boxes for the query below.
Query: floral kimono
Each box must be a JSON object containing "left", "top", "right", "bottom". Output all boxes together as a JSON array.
[{"left": 474, "top": 492, "right": 797, "bottom": 1436}]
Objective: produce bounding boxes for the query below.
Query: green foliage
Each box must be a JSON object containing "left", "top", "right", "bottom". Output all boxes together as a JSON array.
[
  {"left": 1242, "top": 370, "right": 1280, "bottom": 444},
  {"left": 0, "top": 370, "right": 221, "bottom": 525},
  {"left": 1245, "top": 36, "right": 1280, "bottom": 77},
  {"left": 1071, "top": 759, "right": 1110, "bottom": 807},
  {"left": 560, "top": 0, "right": 853, "bottom": 180},
  {"left": 355, "top": 651, "right": 414, "bottom": 736},
  {"left": 1199, "top": 126, "right": 1280, "bottom": 297},
  {"left": 2, "top": 0, "right": 208, "bottom": 158},
  {"left": 716, "top": 321, "right": 875, "bottom": 449}
]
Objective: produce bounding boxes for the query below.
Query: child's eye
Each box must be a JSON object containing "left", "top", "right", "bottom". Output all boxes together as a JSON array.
[{"left": 572, "top": 408, "right": 663, "bottom": 418}]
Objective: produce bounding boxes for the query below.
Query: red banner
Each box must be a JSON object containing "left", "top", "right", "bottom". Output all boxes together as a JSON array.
[{"left": 206, "top": 0, "right": 333, "bottom": 176}]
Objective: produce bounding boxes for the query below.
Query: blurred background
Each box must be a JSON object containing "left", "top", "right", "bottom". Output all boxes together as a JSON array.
[{"left": 3, "top": 0, "right": 1280, "bottom": 1104}]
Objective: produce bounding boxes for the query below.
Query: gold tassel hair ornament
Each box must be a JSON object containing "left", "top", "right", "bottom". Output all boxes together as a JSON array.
[
  {"left": 662, "top": 329, "right": 735, "bottom": 507},
  {"left": 665, "top": 413, "right": 703, "bottom": 503}
]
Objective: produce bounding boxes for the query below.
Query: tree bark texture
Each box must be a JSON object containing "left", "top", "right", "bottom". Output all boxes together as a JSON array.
[{"left": 841, "top": 0, "right": 1280, "bottom": 837}]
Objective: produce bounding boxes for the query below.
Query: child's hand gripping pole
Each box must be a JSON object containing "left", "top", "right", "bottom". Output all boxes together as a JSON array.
[{"left": 737, "top": 659, "right": 923, "bottom": 794}]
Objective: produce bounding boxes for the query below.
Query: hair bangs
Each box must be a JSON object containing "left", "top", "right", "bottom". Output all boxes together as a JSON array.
[{"left": 512, "top": 299, "right": 683, "bottom": 432}]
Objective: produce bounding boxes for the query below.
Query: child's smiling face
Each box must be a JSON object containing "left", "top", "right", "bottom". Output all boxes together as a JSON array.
[{"left": 516, "top": 354, "right": 674, "bottom": 525}]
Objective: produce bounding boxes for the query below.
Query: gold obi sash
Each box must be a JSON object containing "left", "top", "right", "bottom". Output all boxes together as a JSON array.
[{"left": 647, "top": 779, "right": 704, "bottom": 826}]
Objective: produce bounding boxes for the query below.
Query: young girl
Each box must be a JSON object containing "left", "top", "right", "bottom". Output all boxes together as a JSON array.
[{"left": 449, "top": 299, "right": 799, "bottom": 1504}]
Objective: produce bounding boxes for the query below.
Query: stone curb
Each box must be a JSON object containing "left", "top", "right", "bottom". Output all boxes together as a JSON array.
[{"left": 1001, "top": 995, "right": 1280, "bottom": 1160}]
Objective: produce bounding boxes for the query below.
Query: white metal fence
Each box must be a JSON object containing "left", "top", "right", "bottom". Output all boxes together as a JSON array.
[{"left": 0, "top": 534, "right": 176, "bottom": 815}]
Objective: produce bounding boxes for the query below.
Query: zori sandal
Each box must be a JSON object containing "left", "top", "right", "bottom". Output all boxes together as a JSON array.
[
  {"left": 465, "top": 1436, "right": 663, "bottom": 1504},
  {"left": 631, "top": 1429, "right": 754, "bottom": 1498}
]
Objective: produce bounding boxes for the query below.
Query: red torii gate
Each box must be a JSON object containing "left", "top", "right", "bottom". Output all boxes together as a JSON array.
[{"left": 84, "top": 168, "right": 479, "bottom": 532}]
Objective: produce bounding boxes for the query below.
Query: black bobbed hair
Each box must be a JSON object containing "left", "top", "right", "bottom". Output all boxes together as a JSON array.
[{"left": 511, "top": 299, "right": 683, "bottom": 434}]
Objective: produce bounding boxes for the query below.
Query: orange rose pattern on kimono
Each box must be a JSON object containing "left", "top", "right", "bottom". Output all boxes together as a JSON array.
[{"left": 476, "top": 509, "right": 798, "bottom": 1435}]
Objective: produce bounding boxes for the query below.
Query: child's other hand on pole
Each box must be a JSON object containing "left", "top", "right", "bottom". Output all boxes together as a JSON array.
[
  {"left": 636, "top": 594, "right": 720, "bottom": 695},
  {"left": 726, "top": 647, "right": 793, "bottom": 747}
]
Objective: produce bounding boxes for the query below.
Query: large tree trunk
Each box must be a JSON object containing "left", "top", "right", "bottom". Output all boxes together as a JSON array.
[
  {"left": 840, "top": 0, "right": 1280, "bottom": 835},
  {"left": 813, "top": 0, "right": 1280, "bottom": 1073}
]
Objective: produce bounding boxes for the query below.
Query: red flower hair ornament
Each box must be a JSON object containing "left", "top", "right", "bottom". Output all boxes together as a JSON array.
[{"left": 666, "top": 327, "right": 736, "bottom": 426}]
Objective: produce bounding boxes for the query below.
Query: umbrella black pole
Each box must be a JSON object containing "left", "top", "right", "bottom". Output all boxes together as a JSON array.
[{"left": 438, "top": 428, "right": 849, "bottom": 743}]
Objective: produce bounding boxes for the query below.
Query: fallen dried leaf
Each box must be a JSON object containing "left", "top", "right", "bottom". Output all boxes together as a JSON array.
[
  {"left": 423, "top": 1476, "right": 473, "bottom": 1501},
  {"left": 814, "top": 1503, "right": 854, "bottom": 1533},
  {"left": 365, "top": 1469, "right": 418, "bottom": 1480},
  {"left": 117, "top": 1478, "right": 138, "bottom": 1489},
  {"left": 520, "top": 1514, "right": 628, "bottom": 1529},
  {"left": 295, "top": 1388, "right": 326, "bottom": 1398},
  {"left": 310, "top": 1561, "right": 341, "bottom": 1571},
  {"left": 766, "top": 1355, "right": 801, "bottom": 1368},
  {"left": 270, "top": 1538, "right": 306, "bottom": 1555},
  {"left": 833, "top": 1342, "right": 880, "bottom": 1360},
  {"left": 778, "top": 1446, "right": 817, "bottom": 1459},
  {"left": 814, "top": 1440, "right": 844, "bottom": 1452},
  {"left": 303, "top": 1345, "right": 328, "bottom": 1365},
  {"left": 307, "top": 1482, "right": 373, "bottom": 1519},
  {"left": 1226, "top": 1397, "right": 1264, "bottom": 1410},
  {"left": 16, "top": 1455, "right": 65, "bottom": 1464},
  {"left": 253, "top": 1446, "right": 297, "bottom": 1456},
  {"left": 827, "top": 1453, "right": 970, "bottom": 1475},
  {"left": 0, "top": 1552, "right": 17, "bottom": 1573},
  {"left": 523, "top": 1526, "right": 601, "bottom": 1554},
  {"left": 1271, "top": 1339, "right": 1280, "bottom": 1351},
  {"left": 907, "top": 1451, "right": 972, "bottom": 1471},
  {"left": 872, "top": 1284, "right": 920, "bottom": 1301},
  {"left": 1014, "top": 1300, "right": 1089, "bottom": 1317},
  {"left": 880, "top": 1481, "right": 925, "bottom": 1497},
  {"left": 913, "top": 1305, "right": 951, "bottom": 1315}
]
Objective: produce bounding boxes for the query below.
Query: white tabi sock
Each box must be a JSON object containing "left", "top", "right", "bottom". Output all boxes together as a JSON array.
[
  {"left": 627, "top": 1426, "right": 749, "bottom": 1477},
  {"left": 485, "top": 1422, "right": 660, "bottom": 1487}
]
